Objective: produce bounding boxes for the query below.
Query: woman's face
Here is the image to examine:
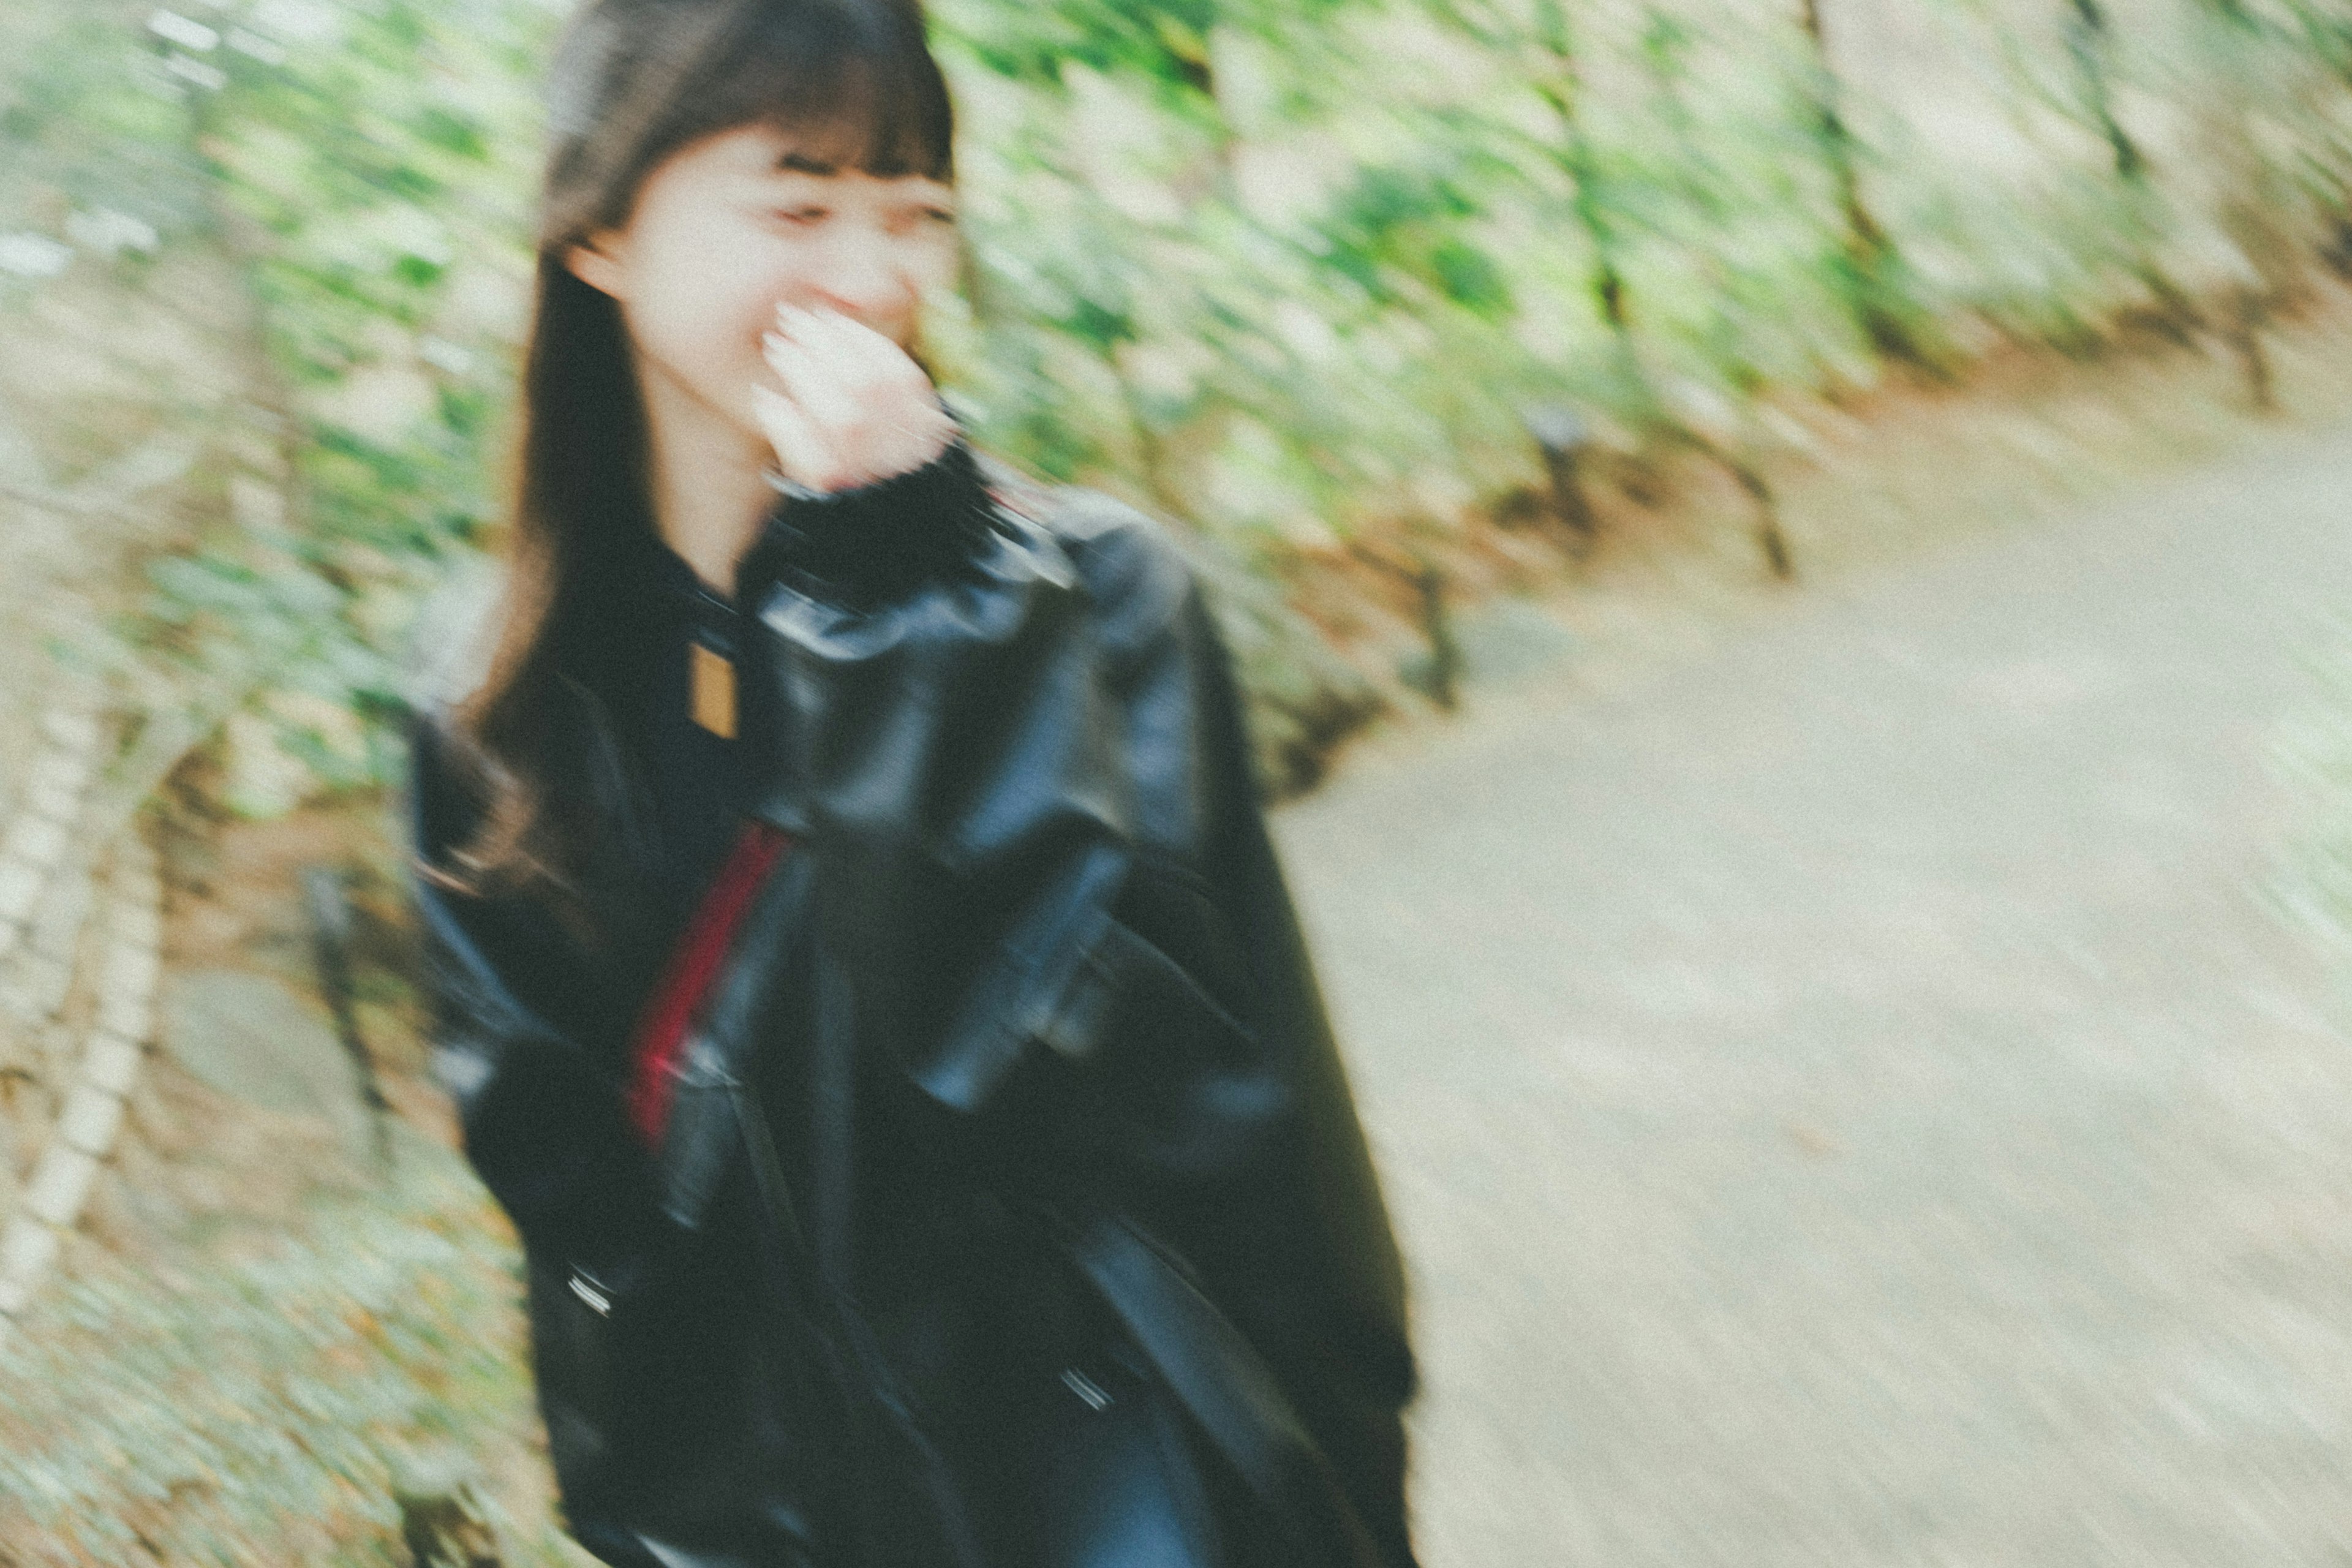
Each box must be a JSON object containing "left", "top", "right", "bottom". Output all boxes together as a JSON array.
[{"left": 565, "top": 122, "right": 959, "bottom": 448}]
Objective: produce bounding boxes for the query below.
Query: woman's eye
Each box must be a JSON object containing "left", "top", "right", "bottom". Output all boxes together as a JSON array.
[
  {"left": 773, "top": 206, "right": 829, "bottom": 227},
  {"left": 884, "top": 206, "right": 956, "bottom": 236}
]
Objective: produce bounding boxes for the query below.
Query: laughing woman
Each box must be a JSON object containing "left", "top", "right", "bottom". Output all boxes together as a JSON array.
[{"left": 407, "top": 2, "right": 1420, "bottom": 1564}]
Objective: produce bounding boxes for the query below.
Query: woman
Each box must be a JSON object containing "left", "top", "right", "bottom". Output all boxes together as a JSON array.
[{"left": 407, "top": 2, "right": 1420, "bottom": 1564}]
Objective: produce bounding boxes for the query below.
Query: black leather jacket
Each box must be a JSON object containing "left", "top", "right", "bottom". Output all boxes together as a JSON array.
[{"left": 409, "top": 447, "right": 1419, "bottom": 1568}]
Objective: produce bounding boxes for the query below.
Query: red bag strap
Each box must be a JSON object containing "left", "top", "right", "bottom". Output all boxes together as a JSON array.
[{"left": 624, "top": 820, "right": 795, "bottom": 1146}]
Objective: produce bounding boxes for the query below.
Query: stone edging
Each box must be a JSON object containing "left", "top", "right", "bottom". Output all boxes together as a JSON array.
[
  {"left": 0, "top": 707, "right": 165, "bottom": 1354},
  {"left": 0, "top": 706, "right": 104, "bottom": 969}
]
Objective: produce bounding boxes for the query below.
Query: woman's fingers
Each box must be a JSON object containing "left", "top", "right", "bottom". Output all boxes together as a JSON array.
[
  {"left": 750, "top": 382, "right": 834, "bottom": 491},
  {"left": 834, "top": 311, "right": 920, "bottom": 388},
  {"left": 764, "top": 328, "right": 862, "bottom": 435},
  {"left": 800, "top": 307, "right": 954, "bottom": 470},
  {"left": 777, "top": 303, "right": 935, "bottom": 406},
  {"left": 761, "top": 303, "right": 954, "bottom": 491}
]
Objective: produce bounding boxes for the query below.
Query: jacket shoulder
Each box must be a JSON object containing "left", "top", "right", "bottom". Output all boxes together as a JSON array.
[{"left": 976, "top": 454, "right": 1200, "bottom": 654}]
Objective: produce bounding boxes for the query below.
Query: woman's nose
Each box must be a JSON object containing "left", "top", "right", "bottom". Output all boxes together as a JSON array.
[{"left": 804, "top": 230, "right": 917, "bottom": 330}]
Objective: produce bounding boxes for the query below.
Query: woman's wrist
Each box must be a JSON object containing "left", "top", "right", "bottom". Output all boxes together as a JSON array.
[{"left": 742, "top": 433, "right": 995, "bottom": 605}]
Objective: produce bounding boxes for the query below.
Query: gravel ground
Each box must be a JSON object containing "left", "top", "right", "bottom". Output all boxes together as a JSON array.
[{"left": 1278, "top": 420, "right": 2352, "bottom": 1566}]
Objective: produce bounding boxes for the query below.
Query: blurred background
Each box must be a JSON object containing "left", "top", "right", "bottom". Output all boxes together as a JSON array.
[{"left": 6, "top": 0, "right": 2352, "bottom": 1561}]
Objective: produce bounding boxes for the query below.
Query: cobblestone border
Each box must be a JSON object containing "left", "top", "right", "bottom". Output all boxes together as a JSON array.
[
  {"left": 0, "top": 633, "right": 303, "bottom": 1350},
  {"left": 0, "top": 831, "right": 162, "bottom": 1351},
  {"left": 0, "top": 704, "right": 104, "bottom": 971}
]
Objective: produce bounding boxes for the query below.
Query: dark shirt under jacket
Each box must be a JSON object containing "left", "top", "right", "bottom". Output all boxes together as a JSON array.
[
  {"left": 626, "top": 438, "right": 1001, "bottom": 941},
  {"left": 631, "top": 532, "right": 756, "bottom": 937}
]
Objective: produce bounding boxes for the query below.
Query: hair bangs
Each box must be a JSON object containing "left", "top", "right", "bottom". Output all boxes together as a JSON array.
[{"left": 684, "top": 3, "right": 953, "bottom": 181}]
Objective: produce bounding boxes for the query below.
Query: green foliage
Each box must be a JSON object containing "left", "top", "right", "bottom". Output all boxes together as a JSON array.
[
  {"left": 11, "top": 0, "right": 2352, "bottom": 796},
  {"left": 2, "top": 0, "right": 555, "bottom": 794}
]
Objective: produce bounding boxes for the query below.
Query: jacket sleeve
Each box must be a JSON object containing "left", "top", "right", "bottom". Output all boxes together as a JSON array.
[
  {"left": 406, "top": 715, "right": 662, "bottom": 1268},
  {"left": 1150, "top": 593, "right": 1419, "bottom": 1568},
  {"left": 998, "top": 514, "right": 1423, "bottom": 1567},
  {"left": 745, "top": 464, "right": 1420, "bottom": 1565}
]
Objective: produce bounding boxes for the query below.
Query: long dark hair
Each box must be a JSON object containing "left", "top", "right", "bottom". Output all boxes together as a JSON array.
[{"left": 447, "top": 0, "right": 954, "bottom": 906}]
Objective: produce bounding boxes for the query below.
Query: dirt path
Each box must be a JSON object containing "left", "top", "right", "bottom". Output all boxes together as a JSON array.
[{"left": 1278, "top": 420, "right": 2352, "bottom": 1565}]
